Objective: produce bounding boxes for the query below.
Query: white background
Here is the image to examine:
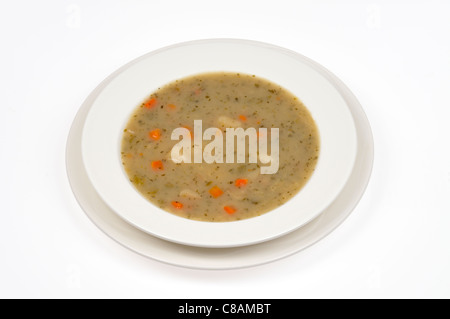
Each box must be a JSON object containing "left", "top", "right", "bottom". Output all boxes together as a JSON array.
[{"left": 1, "top": 0, "right": 449, "bottom": 299}]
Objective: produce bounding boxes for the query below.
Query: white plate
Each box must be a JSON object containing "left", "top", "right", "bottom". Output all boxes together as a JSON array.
[
  {"left": 66, "top": 39, "right": 374, "bottom": 270},
  {"left": 81, "top": 39, "right": 358, "bottom": 248}
]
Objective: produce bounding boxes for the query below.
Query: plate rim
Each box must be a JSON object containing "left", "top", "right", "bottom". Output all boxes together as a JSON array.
[
  {"left": 79, "top": 38, "right": 359, "bottom": 248},
  {"left": 66, "top": 38, "right": 374, "bottom": 270}
]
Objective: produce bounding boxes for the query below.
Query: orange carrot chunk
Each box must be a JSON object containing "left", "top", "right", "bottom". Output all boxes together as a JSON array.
[
  {"left": 172, "top": 201, "right": 183, "bottom": 209},
  {"left": 239, "top": 115, "right": 247, "bottom": 122},
  {"left": 149, "top": 129, "right": 161, "bottom": 140},
  {"left": 209, "top": 186, "right": 224, "bottom": 198},
  {"left": 235, "top": 178, "right": 248, "bottom": 187},
  {"left": 144, "top": 98, "right": 157, "bottom": 109},
  {"left": 182, "top": 126, "right": 193, "bottom": 138},
  {"left": 224, "top": 206, "right": 237, "bottom": 215},
  {"left": 168, "top": 103, "right": 176, "bottom": 110},
  {"left": 151, "top": 160, "right": 164, "bottom": 171}
]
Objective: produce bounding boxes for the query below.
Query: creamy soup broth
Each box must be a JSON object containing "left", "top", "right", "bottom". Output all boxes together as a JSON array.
[{"left": 121, "top": 72, "right": 320, "bottom": 222}]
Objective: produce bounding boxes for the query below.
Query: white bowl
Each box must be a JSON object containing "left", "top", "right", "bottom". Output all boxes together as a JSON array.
[{"left": 81, "top": 39, "right": 357, "bottom": 248}]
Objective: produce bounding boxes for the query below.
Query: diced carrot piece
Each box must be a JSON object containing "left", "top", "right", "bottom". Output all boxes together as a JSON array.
[
  {"left": 224, "top": 206, "right": 237, "bottom": 215},
  {"left": 235, "top": 178, "right": 248, "bottom": 187},
  {"left": 239, "top": 115, "right": 247, "bottom": 122},
  {"left": 139, "top": 153, "right": 144, "bottom": 157},
  {"left": 144, "top": 98, "right": 157, "bottom": 109},
  {"left": 172, "top": 201, "right": 183, "bottom": 209},
  {"left": 125, "top": 153, "right": 133, "bottom": 159},
  {"left": 209, "top": 186, "right": 224, "bottom": 198},
  {"left": 149, "top": 129, "right": 161, "bottom": 140},
  {"left": 151, "top": 160, "right": 164, "bottom": 171},
  {"left": 168, "top": 104, "right": 176, "bottom": 110},
  {"left": 182, "top": 126, "right": 193, "bottom": 138}
]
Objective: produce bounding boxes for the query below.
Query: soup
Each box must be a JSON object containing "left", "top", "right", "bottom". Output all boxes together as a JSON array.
[{"left": 121, "top": 72, "right": 320, "bottom": 222}]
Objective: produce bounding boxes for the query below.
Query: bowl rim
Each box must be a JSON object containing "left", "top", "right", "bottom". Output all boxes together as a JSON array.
[{"left": 81, "top": 38, "right": 358, "bottom": 248}]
